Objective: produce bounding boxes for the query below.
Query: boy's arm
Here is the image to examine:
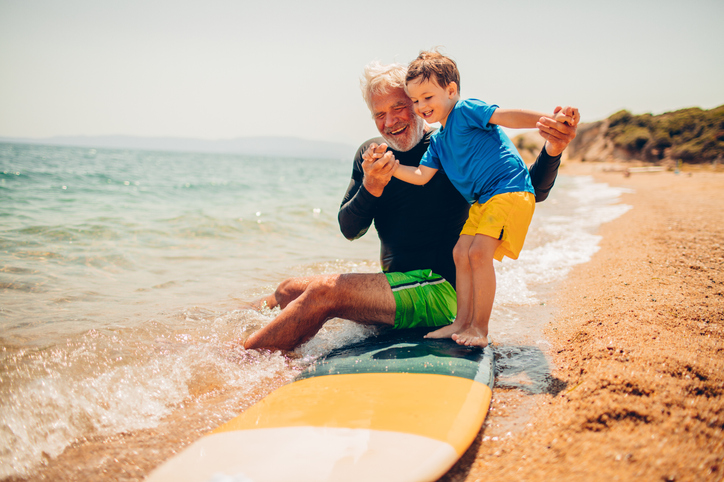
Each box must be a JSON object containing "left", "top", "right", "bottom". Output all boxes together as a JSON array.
[
  {"left": 392, "top": 164, "right": 438, "bottom": 185},
  {"left": 490, "top": 107, "right": 576, "bottom": 130},
  {"left": 489, "top": 109, "right": 550, "bottom": 129}
]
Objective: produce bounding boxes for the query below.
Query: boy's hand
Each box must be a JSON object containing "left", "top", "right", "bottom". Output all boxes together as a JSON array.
[
  {"left": 553, "top": 106, "right": 579, "bottom": 126},
  {"left": 361, "top": 143, "right": 397, "bottom": 197}
]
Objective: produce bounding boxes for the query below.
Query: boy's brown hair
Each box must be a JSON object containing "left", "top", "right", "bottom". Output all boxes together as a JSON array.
[{"left": 405, "top": 49, "right": 461, "bottom": 93}]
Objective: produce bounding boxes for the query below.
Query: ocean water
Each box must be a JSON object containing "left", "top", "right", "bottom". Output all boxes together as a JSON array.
[{"left": 0, "top": 142, "right": 631, "bottom": 480}]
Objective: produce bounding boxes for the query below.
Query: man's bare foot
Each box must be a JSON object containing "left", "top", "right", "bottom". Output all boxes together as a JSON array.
[
  {"left": 452, "top": 327, "right": 488, "bottom": 348},
  {"left": 239, "top": 294, "right": 276, "bottom": 311},
  {"left": 424, "top": 319, "right": 468, "bottom": 339}
]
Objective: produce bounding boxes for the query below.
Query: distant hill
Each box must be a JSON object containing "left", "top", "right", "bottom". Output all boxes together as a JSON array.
[
  {"left": 565, "top": 105, "right": 724, "bottom": 164},
  {"left": 511, "top": 131, "right": 547, "bottom": 165},
  {"left": 0, "top": 135, "right": 356, "bottom": 160}
]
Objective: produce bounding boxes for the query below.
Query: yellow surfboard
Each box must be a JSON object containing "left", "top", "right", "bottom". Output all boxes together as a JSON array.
[{"left": 146, "top": 328, "right": 494, "bottom": 482}]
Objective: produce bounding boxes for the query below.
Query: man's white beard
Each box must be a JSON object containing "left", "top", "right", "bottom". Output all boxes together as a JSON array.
[{"left": 383, "top": 117, "right": 425, "bottom": 152}]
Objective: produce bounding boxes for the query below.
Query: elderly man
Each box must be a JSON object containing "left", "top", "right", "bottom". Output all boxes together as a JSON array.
[{"left": 243, "top": 61, "right": 579, "bottom": 351}]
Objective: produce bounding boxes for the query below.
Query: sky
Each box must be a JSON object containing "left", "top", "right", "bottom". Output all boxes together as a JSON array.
[{"left": 1, "top": 0, "right": 722, "bottom": 147}]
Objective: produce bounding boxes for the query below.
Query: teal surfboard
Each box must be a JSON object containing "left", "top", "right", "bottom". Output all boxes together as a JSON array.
[{"left": 146, "top": 327, "right": 495, "bottom": 482}]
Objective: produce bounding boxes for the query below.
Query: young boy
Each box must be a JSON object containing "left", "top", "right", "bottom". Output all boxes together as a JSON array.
[{"left": 391, "top": 50, "right": 576, "bottom": 348}]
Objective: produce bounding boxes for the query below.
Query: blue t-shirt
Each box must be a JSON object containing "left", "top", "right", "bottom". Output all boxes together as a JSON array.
[{"left": 420, "top": 99, "right": 534, "bottom": 204}]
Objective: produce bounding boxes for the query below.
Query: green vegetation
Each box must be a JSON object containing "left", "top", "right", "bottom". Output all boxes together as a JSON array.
[{"left": 607, "top": 105, "right": 724, "bottom": 163}]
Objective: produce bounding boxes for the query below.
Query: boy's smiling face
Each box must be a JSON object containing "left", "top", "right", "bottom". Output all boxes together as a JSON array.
[{"left": 405, "top": 76, "right": 459, "bottom": 128}]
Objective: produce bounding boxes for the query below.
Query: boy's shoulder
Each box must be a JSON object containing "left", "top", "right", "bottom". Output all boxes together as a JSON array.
[
  {"left": 445, "top": 99, "right": 499, "bottom": 131},
  {"left": 456, "top": 98, "right": 493, "bottom": 111}
]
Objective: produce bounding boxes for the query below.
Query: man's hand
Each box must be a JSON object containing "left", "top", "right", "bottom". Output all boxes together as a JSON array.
[
  {"left": 537, "top": 106, "right": 580, "bottom": 157},
  {"left": 361, "top": 143, "right": 398, "bottom": 197}
]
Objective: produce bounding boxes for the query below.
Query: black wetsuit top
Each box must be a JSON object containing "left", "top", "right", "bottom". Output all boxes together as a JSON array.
[{"left": 338, "top": 130, "right": 560, "bottom": 289}]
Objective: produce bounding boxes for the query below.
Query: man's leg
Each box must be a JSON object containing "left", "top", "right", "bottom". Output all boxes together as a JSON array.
[{"left": 243, "top": 273, "right": 396, "bottom": 351}]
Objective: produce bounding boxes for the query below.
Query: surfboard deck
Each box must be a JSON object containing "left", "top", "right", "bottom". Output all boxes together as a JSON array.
[{"left": 146, "top": 327, "right": 494, "bottom": 482}]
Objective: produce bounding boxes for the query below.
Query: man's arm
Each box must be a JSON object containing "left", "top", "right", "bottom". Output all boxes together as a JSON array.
[
  {"left": 358, "top": 143, "right": 397, "bottom": 196},
  {"left": 529, "top": 106, "right": 579, "bottom": 202},
  {"left": 537, "top": 106, "right": 580, "bottom": 157},
  {"left": 338, "top": 142, "right": 397, "bottom": 240},
  {"left": 338, "top": 176, "right": 377, "bottom": 240},
  {"left": 528, "top": 148, "right": 561, "bottom": 203}
]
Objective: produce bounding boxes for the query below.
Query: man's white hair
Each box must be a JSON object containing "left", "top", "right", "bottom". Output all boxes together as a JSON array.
[{"left": 360, "top": 61, "right": 408, "bottom": 112}]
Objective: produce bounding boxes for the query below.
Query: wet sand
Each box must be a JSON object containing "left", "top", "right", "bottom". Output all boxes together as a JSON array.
[{"left": 442, "top": 163, "right": 724, "bottom": 481}]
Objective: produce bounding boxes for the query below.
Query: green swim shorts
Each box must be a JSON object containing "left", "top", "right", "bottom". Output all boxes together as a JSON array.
[{"left": 385, "top": 269, "right": 457, "bottom": 329}]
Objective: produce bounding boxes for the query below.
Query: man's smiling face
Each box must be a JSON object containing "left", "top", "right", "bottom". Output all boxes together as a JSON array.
[{"left": 370, "top": 87, "right": 425, "bottom": 152}]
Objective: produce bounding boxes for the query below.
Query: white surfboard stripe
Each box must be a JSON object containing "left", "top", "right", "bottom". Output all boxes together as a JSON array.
[{"left": 146, "top": 427, "right": 458, "bottom": 482}]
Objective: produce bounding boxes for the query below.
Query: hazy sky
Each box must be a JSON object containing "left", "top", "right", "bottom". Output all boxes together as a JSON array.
[{"left": 1, "top": 0, "right": 722, "bottom": 146}]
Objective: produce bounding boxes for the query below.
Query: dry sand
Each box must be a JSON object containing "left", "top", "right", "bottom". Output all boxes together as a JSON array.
[{"left": 442, "top": 163, "right": 724, "bottom": 482}]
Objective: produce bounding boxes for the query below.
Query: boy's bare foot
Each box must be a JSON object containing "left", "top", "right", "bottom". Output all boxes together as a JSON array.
[
  {"left": 452, "top": 327, "right": 488, "bottom": 348},
  {"left": 424, "top": 319, "right": 469, "bottom": 339},
  {"left": 424, "top": 324, "right": 458, "bottom": 339}
]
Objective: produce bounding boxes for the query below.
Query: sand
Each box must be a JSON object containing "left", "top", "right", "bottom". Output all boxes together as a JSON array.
[{"left": 441, "top": 163, "right": 724, "bottom": 482}]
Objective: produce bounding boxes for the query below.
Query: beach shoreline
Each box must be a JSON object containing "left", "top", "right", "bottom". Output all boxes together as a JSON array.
[
  {"left": 442, "top": 162, "right": 724, "bottom": 481},
  {"left": 5, "top": 163, "right": 722, "bottom": 482}
]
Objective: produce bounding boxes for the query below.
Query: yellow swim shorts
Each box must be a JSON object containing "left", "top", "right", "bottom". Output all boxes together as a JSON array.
[{"left": 460, "top": 191, "right": 535, "bottom": 261}]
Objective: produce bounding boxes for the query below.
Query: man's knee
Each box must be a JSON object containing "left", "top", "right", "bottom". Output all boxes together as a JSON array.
[
  {"left": 276, "top": 275, "right": 338, "bottom": 309},
  {"left": 301, "top": 275, "right": 338, "bottom": 301},
  {"left": 274, "top": 277, "right": 311, "bottom": 308}
]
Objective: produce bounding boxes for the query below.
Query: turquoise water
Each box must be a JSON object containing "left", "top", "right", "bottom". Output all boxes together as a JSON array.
[
  {"left": 1, "top": 143, "right": 379, "bottom": 340},
  {"left": 0, "top": 142, "right": 631, "bottom": 480}
]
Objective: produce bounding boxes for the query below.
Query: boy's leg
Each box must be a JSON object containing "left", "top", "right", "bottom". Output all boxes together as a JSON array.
[
  {"left": 425, "top": 235, "right": 474, "bottom": 339},
  {"left": 243, "top": 273, "right": 396, "bottom": 351},
  {"left": 453, "top": 234, "right": 502, "bottom": 348}
]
